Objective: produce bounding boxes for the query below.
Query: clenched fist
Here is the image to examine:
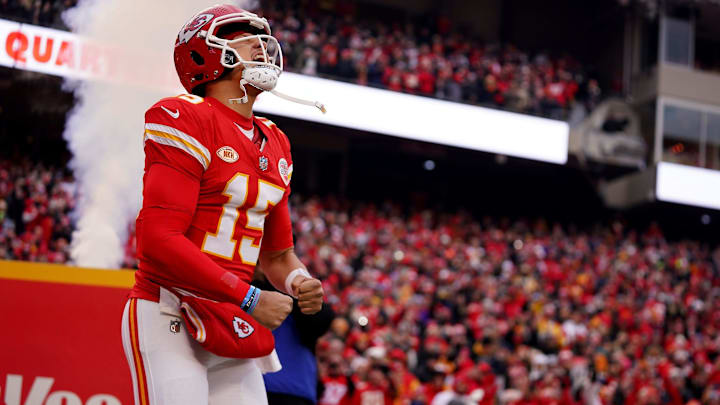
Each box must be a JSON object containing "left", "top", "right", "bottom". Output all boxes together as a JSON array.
[
  {"left": 251, "top": 290, "right": 293, "bottom": 330},
  {"left": 291, "top": 277, "right": 324, "bottom": 314}
]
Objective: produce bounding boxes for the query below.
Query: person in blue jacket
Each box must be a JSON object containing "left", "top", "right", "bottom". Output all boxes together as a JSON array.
[{"left": 254, "top": 272, "right": 335, "bottom": 405}]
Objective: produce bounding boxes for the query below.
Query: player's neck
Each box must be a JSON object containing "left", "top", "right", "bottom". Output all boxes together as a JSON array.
[
  {"left": 206, "top": 85, "right": 256, "bottom": 119},
  {"left": 228, "top": 96, "right": 256, "bottom": 119}
]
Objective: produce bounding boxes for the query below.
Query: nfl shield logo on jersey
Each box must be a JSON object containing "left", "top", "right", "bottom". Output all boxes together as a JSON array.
[
  {"left": 233, "top": 316, "right": 255, "bottom": 338},
  {"left": 258, "top": 156, "right": 269, "bottom": 171}
]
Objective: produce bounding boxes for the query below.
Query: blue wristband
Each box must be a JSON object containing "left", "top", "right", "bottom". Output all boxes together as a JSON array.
[
  {"left": 247, "top": 289, "right": 261, "bottom": 314},
  {"left": 241, "top": 286, "right": 261, "bottom": 314}
]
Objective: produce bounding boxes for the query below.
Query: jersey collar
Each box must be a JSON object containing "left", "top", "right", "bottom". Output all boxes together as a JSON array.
[{"left": 206, "top": 97, "right": 267, "bottom": 152}]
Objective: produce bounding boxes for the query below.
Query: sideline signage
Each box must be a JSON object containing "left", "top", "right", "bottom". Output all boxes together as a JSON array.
[{"left": 0, "top": 261, "right": 134, "bottom": 405}]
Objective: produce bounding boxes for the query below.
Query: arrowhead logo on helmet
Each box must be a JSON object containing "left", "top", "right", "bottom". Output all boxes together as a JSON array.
[{"left": 178, "top": 13, "right": 214, "bottom": 44}]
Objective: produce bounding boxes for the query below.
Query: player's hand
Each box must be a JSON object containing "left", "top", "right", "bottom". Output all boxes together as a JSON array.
[
  {"left": 251, "top": 290, "right": 292, "bottom": 330},
  {"left": 292, "top": 276, "right": 324, "bottom": 314}
]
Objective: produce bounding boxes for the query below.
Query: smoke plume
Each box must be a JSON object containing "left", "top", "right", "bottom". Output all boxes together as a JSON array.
[{"left": 63, "top": 0, "right": 257, "bottom": 268}]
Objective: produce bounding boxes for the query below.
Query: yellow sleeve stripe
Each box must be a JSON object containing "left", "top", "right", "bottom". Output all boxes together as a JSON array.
[
  {"left": 143, "top": 124, "right": 211, "bottom": 170},
  {"left": 144, "top": 130, "right": 210, "bottom": 170},
  {"left": 256, "top": 117, "right": 276, "bottom": 127}
]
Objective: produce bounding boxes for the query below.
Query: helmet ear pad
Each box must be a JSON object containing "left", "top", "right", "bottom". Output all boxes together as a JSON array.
[
  {"left": 191, "top": 51, "right": 205, "bottom": 66},
  {"left": 189, "top": 48, "right": 236, "bottom": 97},
  {"left": 174, "top": 42, "right": 226, "bottom": 92},
  {"left": 223, "top": 51, "right": 237, "bottom": 66},
  {"left": 191, "top": 66, "right": 235, "bottom": 97}
]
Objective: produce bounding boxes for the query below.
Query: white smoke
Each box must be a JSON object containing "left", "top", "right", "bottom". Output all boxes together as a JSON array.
[{"left": 63, "top": 0, "right": 258, "bottom": 268}]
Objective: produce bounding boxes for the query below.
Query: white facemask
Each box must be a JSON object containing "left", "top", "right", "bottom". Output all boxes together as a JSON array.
[{"left": 202, "top": 13, "right": 325, "bottom": 112}]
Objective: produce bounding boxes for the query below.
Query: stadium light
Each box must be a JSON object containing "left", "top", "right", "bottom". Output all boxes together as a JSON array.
[{"left": 657, "top": 162, "right": 720, "bottom": 210}]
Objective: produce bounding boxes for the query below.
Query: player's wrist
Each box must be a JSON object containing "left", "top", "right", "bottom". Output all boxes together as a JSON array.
[
  {"left": 241, "top": 285, "right": 261, "bottom": 314},
  {"left": 284, "top": 268, "right": 311, "bottom": 297}
]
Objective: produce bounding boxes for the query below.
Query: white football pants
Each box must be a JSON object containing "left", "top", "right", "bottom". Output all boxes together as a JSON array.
[{"left": 121, "top": 296, "right": 277, "bottom": 405}]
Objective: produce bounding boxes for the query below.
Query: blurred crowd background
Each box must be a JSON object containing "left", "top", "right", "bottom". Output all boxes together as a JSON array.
[
  {"left": 0, "top": 160, "right": 75, "bottom": 264},
  {"left": 0, "top": 0, "right": 76, "bottom": 29},
  {"left": 2, "top": 160, "right": 720, "bottom": 404},
  {"left": 265, "top": 0, "right": 602, "bottom": 119}
]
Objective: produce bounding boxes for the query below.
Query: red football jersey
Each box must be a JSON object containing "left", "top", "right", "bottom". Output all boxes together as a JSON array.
[{"left": 132, "top": 94, "right": 294, "bottom": 302}]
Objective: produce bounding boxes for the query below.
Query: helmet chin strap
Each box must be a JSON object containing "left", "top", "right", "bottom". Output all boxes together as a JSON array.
[
  {"left": 270, "top": 89, "right": 326, "bottom": 114},
  {"left": 228, "top": 78, "right": 250, "bottom": 105},
  {"left": 229, "top": 83, "right": 327, "bottom": 114}
]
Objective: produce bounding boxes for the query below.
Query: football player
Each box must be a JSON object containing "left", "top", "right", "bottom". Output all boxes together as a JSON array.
[{"left": 120, "top": 5, "right": 324, "bottom": 405}]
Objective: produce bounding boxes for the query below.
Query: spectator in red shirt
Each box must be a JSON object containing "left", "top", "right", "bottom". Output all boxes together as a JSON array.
[
  {"left": 350, "top": 366, "right": 394, "bottom": 405},
  {"left": 319, "top": 355, "right": 351, "bottom": 405}
]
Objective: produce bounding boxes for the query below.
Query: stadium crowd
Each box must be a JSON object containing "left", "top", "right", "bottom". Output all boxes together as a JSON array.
[
  {"left": 3, "top": 160, "right": 720, "bottom": 404},
  {"left": 0, "top": 0, "right": 76, "bottom": 29},
  {"left": 266, "top": 1, "right": 602, "bottom": 118},
  {"left": 0, "top": 0, "right": 602, "bottom": 119},
  {"left": 295, "top": 197, "right": 720, "bottom": 405},
  {"left": 0, "top": 160, "right": 74, "bottom": 264}
]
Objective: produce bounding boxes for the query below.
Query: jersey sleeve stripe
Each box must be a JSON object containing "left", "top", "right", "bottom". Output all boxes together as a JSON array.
[
  {"left": 257, "top": 117, "right": 276, "bottom": 128},
  {"left": 144, "top": 129, "right": 210, "bottom": 170},
  {"left": 144, "top": 123, "right": 212, "bottom": 166},
  {"left": 180, "top": 302, "right": 206, "bottom": 343}
]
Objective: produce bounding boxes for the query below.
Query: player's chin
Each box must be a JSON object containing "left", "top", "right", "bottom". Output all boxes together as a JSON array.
[{"left": 246, "top": 85, "right": 264, "bottom": 97}]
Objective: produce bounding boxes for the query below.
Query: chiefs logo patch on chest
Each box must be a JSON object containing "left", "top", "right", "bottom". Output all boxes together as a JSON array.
[{"left": 216, "top": 146, "right": 239, "bottom": 163}]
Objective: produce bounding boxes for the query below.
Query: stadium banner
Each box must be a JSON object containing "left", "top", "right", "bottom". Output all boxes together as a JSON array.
[
  {"left": 656, "top": 162, "right": 720, "bottom": 210},
  {"left": 0, "top": 18, "right": 568, "bottom": 164},
  {"left": 0, "top": 261, "right": 134, "bottom": 405},
  {"left": 0, "top": 19, "right": 110, "bottom": 80}
]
